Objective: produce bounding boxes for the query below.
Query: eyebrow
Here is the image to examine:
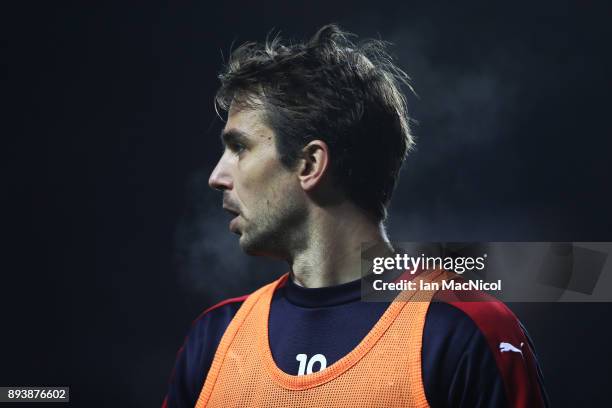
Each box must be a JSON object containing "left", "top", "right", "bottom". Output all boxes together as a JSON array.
[{"left": 220, "top": 129, "right": 251, "bottom": 146}]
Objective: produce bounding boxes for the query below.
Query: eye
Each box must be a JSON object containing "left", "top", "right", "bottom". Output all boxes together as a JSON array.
[{"left": 227, "top": 142, "right": 246, "bottom": 155}]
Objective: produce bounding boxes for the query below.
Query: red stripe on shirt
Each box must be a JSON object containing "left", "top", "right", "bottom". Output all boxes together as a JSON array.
[
  {"left": 436, "top": 289, "right": 546, "bottom": 408},
  {"left": 161, "top": 294, "right": 250, "bottom": 407}
]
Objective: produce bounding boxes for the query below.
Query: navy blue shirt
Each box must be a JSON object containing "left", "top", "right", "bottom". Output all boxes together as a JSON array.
[{"left": 164, "top": 276, "right": 549, "bottom": 407}]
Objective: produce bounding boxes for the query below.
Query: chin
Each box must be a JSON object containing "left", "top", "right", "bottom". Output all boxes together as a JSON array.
[
  {"left": 238, "top": 234, "right": 257, "bottom": 254},
  {"left": 239, "top": 240, "right": 263, "bottom": 256},
  {"left": 238, "top": 234, "right": 280, "bottom": 258}
]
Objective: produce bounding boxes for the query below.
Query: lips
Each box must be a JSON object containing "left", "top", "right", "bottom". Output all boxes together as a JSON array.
[
  {"left": 228, "top": 216, "right": 240, "bottom": 233},
  {"left": 223, "top": 205, "right": 240, "bottom": 217},
  {"left": 222, "top": 204, "right": 241, "bottom": 233}
]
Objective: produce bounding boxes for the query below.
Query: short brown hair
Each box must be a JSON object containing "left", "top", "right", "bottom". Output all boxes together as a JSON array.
[{"left": 216, "top": 24, "right": 414, "bottom": 220}]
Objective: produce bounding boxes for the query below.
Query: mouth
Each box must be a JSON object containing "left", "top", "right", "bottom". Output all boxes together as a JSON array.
[
  {"left": 223, "top": 206, "right": 240, "bottom": 217},
  {"left": 223, "top": 205, "right": 241, "bottom": 233},
  {"left": 228, "top": 216, "right": 240, "bottom": 234}
]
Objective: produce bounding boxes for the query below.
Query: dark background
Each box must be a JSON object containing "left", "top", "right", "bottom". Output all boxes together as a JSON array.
[{"left": 3, "top": 0, "right": 612, "bottom": 406}]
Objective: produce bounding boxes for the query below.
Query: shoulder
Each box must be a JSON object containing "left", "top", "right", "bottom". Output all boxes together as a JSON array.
[
  {"left": 429, "top": 289, "right": 530, "bottom": 359},
  {"left": 430, "top": 291, "right": 526, "bottom": 349},
  {"left": 163, "top": 295, "right": 248, "bottom": 408},
  {"left": 189, "top": 273, "right": 287, "bottom": 336},
  {"left": 422, "top": 290, "right": 549, "bottom": 408},
  {"left": 190, "top": 295, "right": 249, "bottom": 332},
  {"left": 177, "top": 294, "right": 249, "bottom": 373},
  {"left": 189, "top": 275, "right": 287, "bottom": 334}
]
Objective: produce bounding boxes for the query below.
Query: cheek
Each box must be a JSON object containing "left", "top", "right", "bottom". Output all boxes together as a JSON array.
[
  {"left": 266, "top": 172, "right": 304, "bottom": 216},
  {"left": 236, "top": 154, "right": 288, "bottom": 201}
]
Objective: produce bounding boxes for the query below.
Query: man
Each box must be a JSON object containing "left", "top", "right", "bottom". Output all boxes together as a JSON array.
[{"left": 163, "top": 25, "right": 549, "bottom": 407}]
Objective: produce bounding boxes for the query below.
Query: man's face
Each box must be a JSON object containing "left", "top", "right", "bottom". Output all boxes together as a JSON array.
[{"left": 208, "top": 104, "right": 307, "bottom": 256}]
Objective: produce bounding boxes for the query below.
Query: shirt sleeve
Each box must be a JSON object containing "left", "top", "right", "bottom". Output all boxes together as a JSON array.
[
  {"left": 162, "top": 297, "right": 245, "bottom": 408},
  {"left": 422, "top": 301, "right": 549, "bottom": 408}
]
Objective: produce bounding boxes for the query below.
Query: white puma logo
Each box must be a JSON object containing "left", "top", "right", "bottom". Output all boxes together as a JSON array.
[{"left": 499, "top": 342, "right": 524, "bottom": 355}]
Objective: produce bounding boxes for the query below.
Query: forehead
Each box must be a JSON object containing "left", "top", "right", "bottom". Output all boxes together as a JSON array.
[{"left": 223, "top": 104, "right": 273, "bottom": 141}]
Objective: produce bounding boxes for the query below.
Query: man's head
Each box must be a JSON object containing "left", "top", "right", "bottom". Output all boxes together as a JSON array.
[
  {"left": 209, "top": 103, "right": 312, "bottom": 257},
  {"left": 209, "top": 24, "right": 414, "bottom": 255}
]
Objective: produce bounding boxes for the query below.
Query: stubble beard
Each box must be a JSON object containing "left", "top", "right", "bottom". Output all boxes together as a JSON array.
[{"left": 239, "top": 198, "right": 308, "bottom": 259}]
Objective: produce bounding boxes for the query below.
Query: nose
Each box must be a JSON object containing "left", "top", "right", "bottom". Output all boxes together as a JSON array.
[{"left": 208, "top": 153, "right": 233, "bottom": 191}]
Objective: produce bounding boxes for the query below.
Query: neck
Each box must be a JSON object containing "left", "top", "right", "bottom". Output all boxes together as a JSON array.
[{"left": 288, "top": 203, "right": 391, "bottom": 288}]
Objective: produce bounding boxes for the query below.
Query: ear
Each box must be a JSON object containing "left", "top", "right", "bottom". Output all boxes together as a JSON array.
[{"left": 298, "top": 140, "right": 329, "bottom": 191}]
